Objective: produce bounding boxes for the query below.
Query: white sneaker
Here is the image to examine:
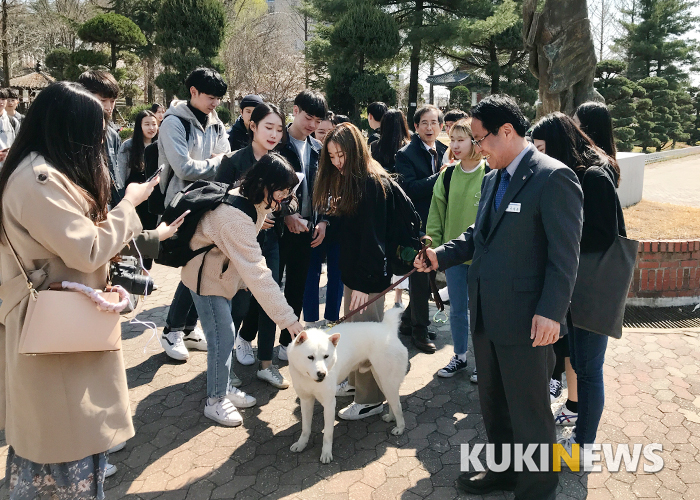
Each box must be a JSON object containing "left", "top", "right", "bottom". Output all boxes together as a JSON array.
[
  {"left": 204, "top": 396, "right": 243, "bottom": 426},
  {"left": 183, "top": 327, "right": 208, "bottom": 351},
  {"left": 108, "top": 442, "right": 126, "bottom": 454},
  {"left": 278, "top": 345, "right": 288, "bottom": 361},
  {"left": 555, "top": 405, "right": 579, "bottom": 426},
  {"left": 469, "top": 368, "right": 478, "bottom": 384},
  {"left": 227, "top": 384, "right": 256, "bottom": 408},
  {"left": 235, "top": 335, "right": 255, "bottom": 366},
  {"left": 160, "top": 330, "right": 189, "bottom": 361},
  {"left": 338, "top": 402, "right": 384, "bottom": 420},
  {"left": 336, "top": 380, "right": 356, "bottom": 397},
  {"left": 257, "top": 364, "right": 290, "bottom": 389},
  {"left": 557, "top": 434, "right": 580, "bottom": 470},
  {"left": 104, "top": 462, "right": 117, "bottom": 478}
]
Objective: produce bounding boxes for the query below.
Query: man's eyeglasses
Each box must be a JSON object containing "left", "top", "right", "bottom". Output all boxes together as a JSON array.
[{"left": 471, "top": 132, "right": 491, "bottom": 148}]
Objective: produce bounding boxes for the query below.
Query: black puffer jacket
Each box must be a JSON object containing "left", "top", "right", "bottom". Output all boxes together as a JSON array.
[{"left": 228, "top": 116, "right": 250, "bottom": 152}]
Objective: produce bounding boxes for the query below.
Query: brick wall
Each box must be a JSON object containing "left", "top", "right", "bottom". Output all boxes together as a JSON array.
[{"left": 629, "top": 240, "right": 700, "bottom": 299}]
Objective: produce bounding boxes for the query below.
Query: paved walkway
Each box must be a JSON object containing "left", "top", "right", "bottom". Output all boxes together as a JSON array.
[
  {"left": 2, "top": 264, "right": 700, "bottom": 499},
  {"left": 643, "top": 154, "right": 700, "bottom": 208}
]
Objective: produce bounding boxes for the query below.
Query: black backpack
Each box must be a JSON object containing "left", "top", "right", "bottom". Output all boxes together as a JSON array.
[
  {"left": 156, "top": 180, "right": 257, "bottom": 270},
  {"left": 144, "top": 116, "right": 224, "bottom": 215},
  {"left": 386, "top": 179, "right": 423, "bottom": 275}
]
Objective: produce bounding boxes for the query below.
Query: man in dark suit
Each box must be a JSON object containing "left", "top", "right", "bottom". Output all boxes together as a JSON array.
[
  {"left": 395, "top": 104, "right": 448, "bottom": 353},
  {"left": 416, "top": 95, "right": 583, "bottom": 500}
]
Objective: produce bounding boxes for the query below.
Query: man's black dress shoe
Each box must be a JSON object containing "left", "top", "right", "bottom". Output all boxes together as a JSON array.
[
  {"left": 400, "top": 324, "right": 437, "bottom": 340},
  {"left": 412, "top": 331, "right": 436, "bottom": 353},
  {"left": 456, "top": 470, "right": 517, "bottom": 495}
]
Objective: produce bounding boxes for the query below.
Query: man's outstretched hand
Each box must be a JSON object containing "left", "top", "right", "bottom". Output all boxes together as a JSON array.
[{"left": 414, "top": 248, "right": 439, "bottom": 272}]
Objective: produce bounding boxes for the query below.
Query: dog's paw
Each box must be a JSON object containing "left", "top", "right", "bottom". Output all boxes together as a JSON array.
[
  {"left": 382, "top": 413, "right": 396, "bottom": 423},
  {"left": 290, "top": 440, "right": 308, "bottom": 453},
  {"left": 391, "top": 425, "right": 405, "bottom": 436},
  {"left": 320, "top": 450, "right": 333, "bottom": 463}
]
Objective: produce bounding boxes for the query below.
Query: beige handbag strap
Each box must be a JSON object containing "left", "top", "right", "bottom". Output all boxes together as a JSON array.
[{"left": 1, "top": 225, "right": 38, "bottom": 298}]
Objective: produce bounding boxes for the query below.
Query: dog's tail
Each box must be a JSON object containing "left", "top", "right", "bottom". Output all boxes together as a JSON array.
[{"left": 383, "top": 306, "right": 403, "bottom": 336}]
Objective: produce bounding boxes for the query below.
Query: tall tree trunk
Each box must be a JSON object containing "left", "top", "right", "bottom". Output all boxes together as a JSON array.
[
  {"left": 489, "top": 38, "right": 500, "bottom": 94},
  {"left": 111, "top": 43, "right": 118, "bottom": 71},
  {"left": 428, "top": 56, "right": 434, "bottom": 105},
  {"left": 2, "top": 0, "right": 9, "bottom": 87},
  {"left": 147, "top": 55, "right": 156, "bottom": 103},
  {"left": 304, "top": 13, "right": 309, "bottom": 88},
  {"left": 407, "top": 0, "right": 424, "bottom": 129}
]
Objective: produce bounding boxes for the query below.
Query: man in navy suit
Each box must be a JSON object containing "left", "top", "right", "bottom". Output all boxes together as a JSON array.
[
  {"left": 416, "top": 95, "right": 583, "bottom": 500},
  {"left": 395, "top": 105, "right": 448, "bottom": 353}
]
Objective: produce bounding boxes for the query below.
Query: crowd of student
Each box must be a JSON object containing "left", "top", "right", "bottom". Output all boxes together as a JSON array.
[{"left": 0, "top": 64, "right": 626, "bottom": 500}]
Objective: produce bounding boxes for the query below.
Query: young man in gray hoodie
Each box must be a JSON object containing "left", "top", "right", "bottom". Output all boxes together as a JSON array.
[{"left": 158, "top": 67, "right": 231, "bottom": 361}]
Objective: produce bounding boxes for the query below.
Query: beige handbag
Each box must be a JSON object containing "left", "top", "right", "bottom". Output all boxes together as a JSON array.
[{"left": 3, "top": 228, "right": 123, "bottom": 355}]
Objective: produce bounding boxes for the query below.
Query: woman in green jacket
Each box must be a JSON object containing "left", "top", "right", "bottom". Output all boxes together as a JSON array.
[{"left": 426, "top": 118, "right": 485, "bottom": 381}]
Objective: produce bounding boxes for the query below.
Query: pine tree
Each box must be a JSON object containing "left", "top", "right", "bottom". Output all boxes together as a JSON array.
[
  {"left": 154, "top": 0, "right": 226, "bottom": 100},
  {"left": 619, "top": 0, "right": 698, "bottom": 83},
  {"left": 307, "top": 0, "right": 399, "bottom": 119},
  {"left": 616, "top": 0, "right": 699, "bottom": 149},
  {"left": 594, "top": 59, "right": 645, "bottom": 151},
  {"left": 78, "top": 13, "right": 147, "bottom": 71}
]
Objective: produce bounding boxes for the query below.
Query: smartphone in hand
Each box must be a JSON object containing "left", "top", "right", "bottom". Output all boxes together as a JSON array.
[{"left": 147, "top": 166, "right": 164, "bottom": 183}]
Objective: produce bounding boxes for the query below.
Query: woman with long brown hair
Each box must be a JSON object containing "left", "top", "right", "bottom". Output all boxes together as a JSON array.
[{"left": 313, "top": 122, "right": 394, "bottom": 420}]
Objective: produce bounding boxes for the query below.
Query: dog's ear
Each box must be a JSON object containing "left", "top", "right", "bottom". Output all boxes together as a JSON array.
[
  {"left": 329, "top": 333, "right": 341, "bottom": 346},
  {"left": 294, "top": 331, "right": 308, "bottom": 344}
]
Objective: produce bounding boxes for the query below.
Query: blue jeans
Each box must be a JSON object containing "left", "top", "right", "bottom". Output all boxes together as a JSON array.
[
  {"left": 190, "top": 291, "right": 235, "bottom": 399},
  {"left": 166, "top": 281, "right": 199, "bottom": 330},
  {"left": 303, "top": 239, "right": 343, "bottom": 322},
  {"left": 568, "top": 325, "right": 608, "bottom": 444},
  {"left": 445, "top": 263, "right": 469, "bottom": 355}
]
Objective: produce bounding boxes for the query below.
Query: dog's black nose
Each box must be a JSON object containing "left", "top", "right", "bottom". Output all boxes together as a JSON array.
[{"left": 317, "top": 371, "right": 326, "bottom": 380}]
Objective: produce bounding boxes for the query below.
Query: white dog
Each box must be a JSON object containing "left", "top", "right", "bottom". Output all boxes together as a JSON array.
[{"left": 286, "top": 307, "right": 408, "bottom": 463}]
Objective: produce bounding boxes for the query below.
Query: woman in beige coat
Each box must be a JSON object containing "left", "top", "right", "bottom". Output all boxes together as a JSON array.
[{"left": 0, "top": 82, "right": 159, "bottom": 499}]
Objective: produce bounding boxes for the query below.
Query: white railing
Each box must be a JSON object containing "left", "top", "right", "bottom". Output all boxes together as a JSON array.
[{"left": 643, "top": 146, "right": 700, "bottom": 164}]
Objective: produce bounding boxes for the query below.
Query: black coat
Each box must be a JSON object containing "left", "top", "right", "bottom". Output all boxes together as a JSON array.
[
  {"left": 394, "top": 134, "right": 448, "bottom": 230},
  {"left": 367, "top": 129, "right": 380, "bottom": 145},
  {"left": 227, "top": 116, "right": 250, "bottom": 152},
  {"left": 578, "top": 163, "right": 626, "bottom": 253},
  {"left": 338, "top": 176, "right": 391, "bottom": 293},
  {"left": 215, "top": 144, "right": 256, "bottom": 187}
]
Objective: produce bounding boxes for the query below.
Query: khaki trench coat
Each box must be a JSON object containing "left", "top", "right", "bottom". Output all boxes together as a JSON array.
[{"left": 0, "top": 153, "right": 142, "bottom": 464}]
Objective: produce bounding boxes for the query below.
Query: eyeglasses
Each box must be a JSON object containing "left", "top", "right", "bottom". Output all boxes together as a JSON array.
[{"left": 471, "top": 132, "right": 491, "bottom": 148}]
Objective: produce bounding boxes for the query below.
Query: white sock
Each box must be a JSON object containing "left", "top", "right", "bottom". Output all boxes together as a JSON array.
[{"left": 457, "top": 352, "right": 467, "bottom": 362}]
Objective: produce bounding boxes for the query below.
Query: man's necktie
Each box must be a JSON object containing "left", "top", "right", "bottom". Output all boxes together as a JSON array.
[
  {"left": 494, "top": 170, "right": 511, "bottom": 211},
  {"left": 429, "top": 148, "right": 438, "bottom": 174}
]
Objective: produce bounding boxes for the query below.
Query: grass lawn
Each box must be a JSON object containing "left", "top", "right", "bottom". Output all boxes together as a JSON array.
[{"left": 623, "top": 200, "right": 700, "bottom": 240}]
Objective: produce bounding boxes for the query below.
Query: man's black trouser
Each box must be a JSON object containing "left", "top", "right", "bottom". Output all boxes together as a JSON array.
[
  {"left": 400, "top": 271, "right": 431, "bottom": 334},
  {"left": 278, "top": 231, "right": 312, "bottom": 346},
  {"left": 472, "top": 299, "right": 558, "bottom": 500}
]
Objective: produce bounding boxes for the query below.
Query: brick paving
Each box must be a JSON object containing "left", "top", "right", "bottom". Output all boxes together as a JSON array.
[{"left": 2, "top": 264, "right": 700, "bottom": 499}]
